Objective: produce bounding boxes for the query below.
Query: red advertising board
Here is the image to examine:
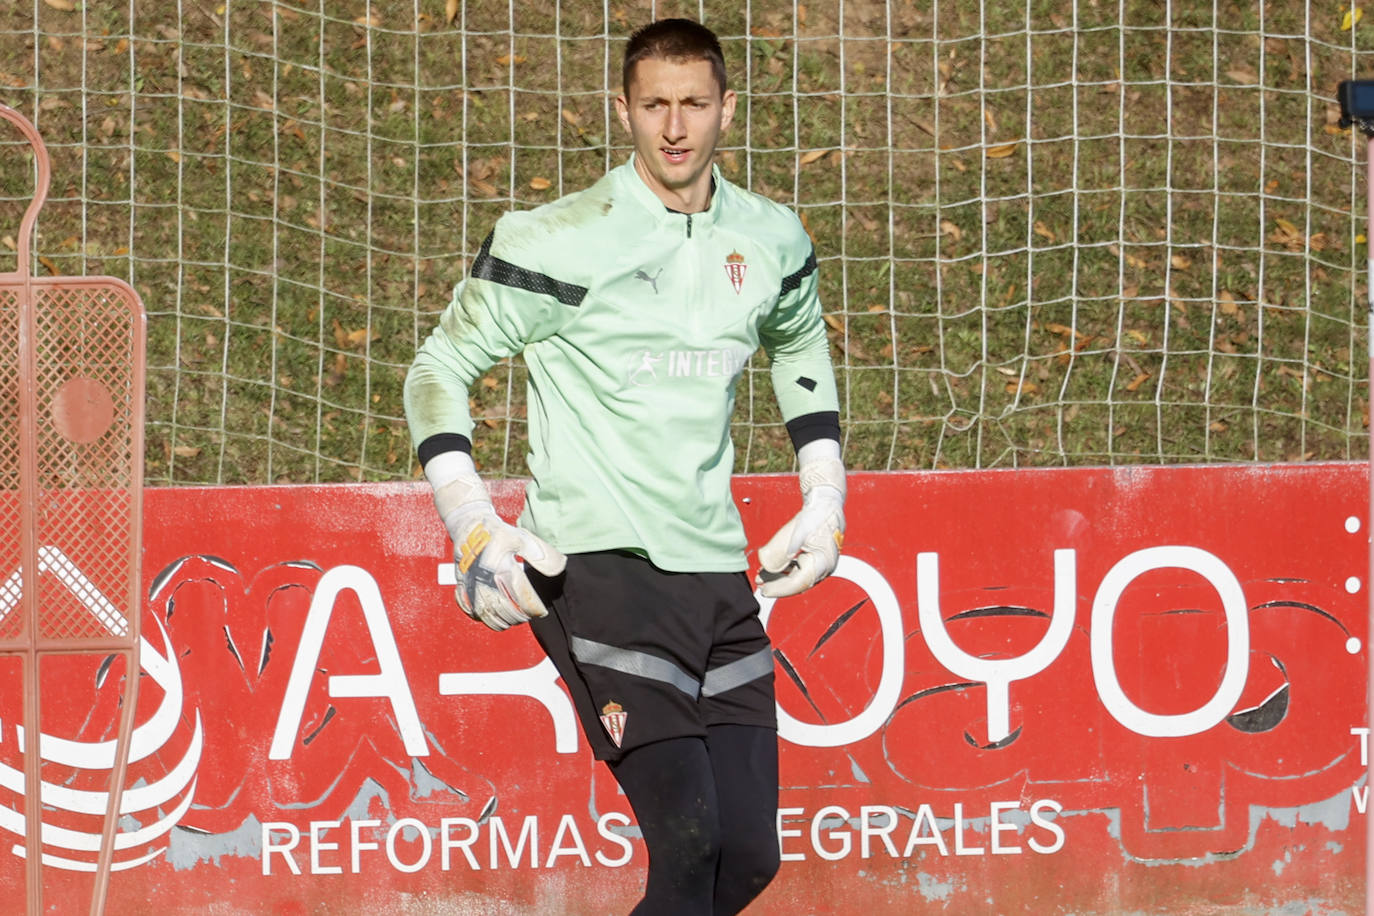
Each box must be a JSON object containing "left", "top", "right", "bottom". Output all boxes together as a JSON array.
[{"left": 0, "top": 464, "right": 1367, "bottom": 913}]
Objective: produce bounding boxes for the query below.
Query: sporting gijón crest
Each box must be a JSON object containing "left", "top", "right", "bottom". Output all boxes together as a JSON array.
[
  {"left": 600, "top": 700, "right": 628, "bottom": 748},
  {"left": 724, "top": 250, "right": 747, "bottom": 294}
]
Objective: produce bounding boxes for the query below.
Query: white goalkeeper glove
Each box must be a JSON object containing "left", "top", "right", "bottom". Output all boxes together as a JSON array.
[
  {"left": 755, "top": 438, "right": 846, "bottom": 599},
  {"left": 425, "top": 451, "right": 567, "bottom": 631}
]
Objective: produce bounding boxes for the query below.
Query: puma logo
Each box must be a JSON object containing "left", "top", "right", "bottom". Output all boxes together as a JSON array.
[{"left": 634, "top": 268, "right": 663, "bottom": 295}]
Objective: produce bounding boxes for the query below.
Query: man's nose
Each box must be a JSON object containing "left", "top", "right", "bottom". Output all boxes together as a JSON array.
[{"left": 664, "top": 105, "right": 686, "bottom": 140}]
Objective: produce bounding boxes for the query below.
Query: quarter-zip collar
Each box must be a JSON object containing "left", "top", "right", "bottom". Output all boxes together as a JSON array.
[{"left": 618, "top": 154, "right": 724, "bottom": 236}]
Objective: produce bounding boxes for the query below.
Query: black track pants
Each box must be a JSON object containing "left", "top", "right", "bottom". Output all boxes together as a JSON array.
[{"left": 608, "top": 724, "right": 781, "bottom": 916}]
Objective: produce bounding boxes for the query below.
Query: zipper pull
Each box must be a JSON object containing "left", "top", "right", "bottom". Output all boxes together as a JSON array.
[{"left": 686, "top": 213, "right": 693, "bottom": 238}]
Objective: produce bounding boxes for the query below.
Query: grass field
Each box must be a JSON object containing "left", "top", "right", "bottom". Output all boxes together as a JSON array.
[{"left": 0, "top": 0, "right": 1370, "bottom": 483}]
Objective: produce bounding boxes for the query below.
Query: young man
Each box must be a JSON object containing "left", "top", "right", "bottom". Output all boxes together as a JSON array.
[{"left": 404, "top": 18, "right": 845, "bottom": 915}]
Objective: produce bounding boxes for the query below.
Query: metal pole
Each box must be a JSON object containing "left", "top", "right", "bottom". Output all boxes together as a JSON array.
[{"left": 10, "top": 100, "right": 48, "bottom": 916}]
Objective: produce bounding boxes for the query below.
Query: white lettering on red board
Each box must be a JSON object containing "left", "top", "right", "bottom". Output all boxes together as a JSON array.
[
  {"left": 1351, "top": 727, "right": 1370, "bottom": 814},
  {"left": 258, "top": 802, "right": 1069, "bottom": 877},
  {"left": 260, "top": 812, "right": 634, "bottom": 876},
  {"left": 265, "top": 547, "right": 1271, "bottom": 758},
  {"left": 778, "top": 799, "right": 1065, "bottom": 862}
]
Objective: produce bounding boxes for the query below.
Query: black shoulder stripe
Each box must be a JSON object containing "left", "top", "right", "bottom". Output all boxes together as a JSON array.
[
  {"left": 779, "top": 249, "right": 818, "bottom": 298},
  {"left": 471, "top": 232, "right": 588, "bottom": 307}
]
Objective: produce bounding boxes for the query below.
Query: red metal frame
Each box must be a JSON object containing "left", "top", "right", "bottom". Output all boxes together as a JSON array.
[{"left": 0, "top": 104, "right": 146, "bottom": 916}]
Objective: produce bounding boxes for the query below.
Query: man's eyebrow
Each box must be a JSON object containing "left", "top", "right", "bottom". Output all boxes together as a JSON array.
[{"left": 639, "top": 92, "right": 712, "bottom": 104}]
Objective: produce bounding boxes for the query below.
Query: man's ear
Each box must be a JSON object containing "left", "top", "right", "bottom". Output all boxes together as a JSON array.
[
  {"left": 614, "top": 93, "right": 631, "bottom": 133},
  {"left": 719, "top": 89, "right": 737, "bottom": 133}
]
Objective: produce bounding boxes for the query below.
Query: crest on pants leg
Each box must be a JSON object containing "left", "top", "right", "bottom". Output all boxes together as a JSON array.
[{"left": 599, "top": 700, "right": 627, "bottom": 748}]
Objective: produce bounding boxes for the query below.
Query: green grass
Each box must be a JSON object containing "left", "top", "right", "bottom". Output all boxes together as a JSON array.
[{"left": 0, "top": 0, "right": 1369, "bottom": 483}]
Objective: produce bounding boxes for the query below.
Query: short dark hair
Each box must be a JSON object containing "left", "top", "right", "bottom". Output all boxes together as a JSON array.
[{"left": 622, "top": 18, "right": 727, "bottom": 97}]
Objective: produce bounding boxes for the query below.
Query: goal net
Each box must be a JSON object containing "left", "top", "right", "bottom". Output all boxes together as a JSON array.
[{"left": 0, "top": 0, "right": 1368, "bottom": 482}]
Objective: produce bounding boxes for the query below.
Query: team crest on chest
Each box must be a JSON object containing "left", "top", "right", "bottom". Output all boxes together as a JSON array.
[
  {"left": 600, "top": 700, "right": 628, "bottom": 747},
  {"left": 724, "top": 249, "right": 747, "bottom": 294}
]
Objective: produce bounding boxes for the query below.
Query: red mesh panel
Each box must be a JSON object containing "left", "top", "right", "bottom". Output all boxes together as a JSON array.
[
  {"left": 32, "top": 283, "right": 142, "bottom": 643},
  {"left": 0, "top": 287, "right": 20, "bottom": 643}
]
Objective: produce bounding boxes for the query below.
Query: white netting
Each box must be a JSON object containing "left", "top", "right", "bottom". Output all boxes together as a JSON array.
[{"left": 0, "top": 0, "right": 1368, "bottom": 483}]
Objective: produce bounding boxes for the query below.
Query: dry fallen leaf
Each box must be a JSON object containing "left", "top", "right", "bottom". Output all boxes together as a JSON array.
[
  {"left": 42, "top": 0, "right": 76, "bottom": 10},
  {"left": 940, "top": 219, "right": 962, "bottom": 242},
  {"left": 1124, "top": 372, "right": 1152, "bottom": 392},
  {"left": 1033, "top": 221, "right": 1055, "bottom": 242},
  {"left": 985, "top": 142, "right": 1020, "bottom": 159},
  {"left": 1343, "top": 7, "right": 1363, "bottom": 30},
  {"left": 799, "top": 149, "right": 829, "bottom": 166},
  {"left": 1268, "top": 216, "right": 1306, "bottom": 251},
  {"left": 823, "top": 314, "right": 842, "bottom": 331},
  {"left": 173, "top": 445, "right": 202, "bottom": 458},
  {"left": 326, "top": 352, "right": 348, "bottom": 386},
  {"left": 529, "top": 176, "right": 552, "bottom": 190},
  {"left": 1170, "top": 253, "right": 1191, "bottom": 269},
  {"left": 1108, "top": 244, "right": 1149, "bottom": 270}
]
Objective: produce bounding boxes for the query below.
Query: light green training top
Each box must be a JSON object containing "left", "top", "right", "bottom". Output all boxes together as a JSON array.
[{"left": 404, "top": 157, "right": 839, "bottom": 572}]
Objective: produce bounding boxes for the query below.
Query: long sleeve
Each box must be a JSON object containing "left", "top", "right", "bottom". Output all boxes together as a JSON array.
[
  {"left": 759, "top": 239, "right": 840, "bottom": 439},
  {"left": 404, "top": 223, "right": 582, "bottom": 455}
]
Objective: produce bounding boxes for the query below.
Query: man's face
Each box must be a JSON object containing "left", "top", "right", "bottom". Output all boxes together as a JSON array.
[{"left": 615, "top": 56, "right": 736, "bottom": 211}]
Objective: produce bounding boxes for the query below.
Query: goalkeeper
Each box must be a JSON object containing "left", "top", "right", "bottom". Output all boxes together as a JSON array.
[{"left": 404, "top": 17, "right": 844, "bottom": 916}]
